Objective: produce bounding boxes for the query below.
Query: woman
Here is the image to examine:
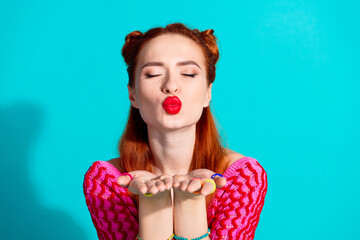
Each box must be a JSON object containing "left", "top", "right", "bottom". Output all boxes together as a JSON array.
[{"left": 83, "top": 23, "right": 267, "bottom": 240}]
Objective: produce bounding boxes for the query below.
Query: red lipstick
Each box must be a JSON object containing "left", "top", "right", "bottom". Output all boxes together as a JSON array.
[{"left": 162, "top": 96, "right": 182, "bottom": 114}]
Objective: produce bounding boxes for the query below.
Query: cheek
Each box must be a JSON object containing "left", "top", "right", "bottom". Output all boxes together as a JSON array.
[
  {"left": 136, "top": 82, "right": 151, "bottom": 101},
  {"left": 136, "top": 85, "right": 159, "bottom": 108},
  {"left": 188, "top": 83, "right": 208, "bottom": 103}
]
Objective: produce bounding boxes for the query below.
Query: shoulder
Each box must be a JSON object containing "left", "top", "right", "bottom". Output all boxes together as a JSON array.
[
  {"left": 83, "top": 159, "right": 122, "bottom": 191},
  {"left": 222, "top": 148, "right": 267, "bottom": 179},
  {"left": 84, "top": 158, "right": 122, "bottom": 178},
  {"left": 224, "top": 148, "right": 247, "bottom": 166}
]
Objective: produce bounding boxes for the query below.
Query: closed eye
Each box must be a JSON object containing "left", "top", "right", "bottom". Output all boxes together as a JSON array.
[
  {"left": 182, "top": 74, "right": 197, "bottom": 78},
  {"left": 145, "top": 73, "right": 161, "bottom": 78}
]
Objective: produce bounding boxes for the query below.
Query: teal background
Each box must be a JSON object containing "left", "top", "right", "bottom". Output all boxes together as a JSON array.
[{"left": 1, "top": 0, "right": 359, "bottom": 239}]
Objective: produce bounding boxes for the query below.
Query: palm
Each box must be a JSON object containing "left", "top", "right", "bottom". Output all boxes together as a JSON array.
[
  {"left": 117, "top": 170, "right": 172, "bottom": 195},
  {"left": 173, "top": 169, "right": 227, "bottom": 196},
  {"left": 187, "top": 169, "right": 212, "bottom": 179}
]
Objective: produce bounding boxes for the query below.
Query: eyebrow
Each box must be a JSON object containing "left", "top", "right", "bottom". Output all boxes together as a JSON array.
[{"left": 141, "top": 61, "right": 201, "bottom": 70}]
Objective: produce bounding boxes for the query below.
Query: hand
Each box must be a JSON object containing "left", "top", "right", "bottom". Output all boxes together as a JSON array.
[
  {"left": 172, "top": 169, "right": 227, "bottom": 197},
  {"left": 117, "top": 170, "right": 172, "bottom": 196}
]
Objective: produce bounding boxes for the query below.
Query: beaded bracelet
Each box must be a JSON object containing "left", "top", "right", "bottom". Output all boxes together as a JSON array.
[
  {"left": 173, "top": 229, "right": 210, "bottom": 240},
  {"left": 136, "top": 233, "right": 174, "bottom": 240}
]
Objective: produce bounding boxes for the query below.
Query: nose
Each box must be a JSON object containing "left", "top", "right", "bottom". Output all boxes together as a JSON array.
[{"left": 161, "top": 72, "right": 179, "bottom": 95}]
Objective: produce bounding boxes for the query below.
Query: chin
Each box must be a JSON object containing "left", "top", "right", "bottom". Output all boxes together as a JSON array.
[
  {"left": 145, "top": 113, "right": 201, "bottom": 131},
  {"left": 162, "top": 123, "right": 187, "bottom": 130},
  {"left": 163, "top": 120, "right": 199, "bottom": 131}
]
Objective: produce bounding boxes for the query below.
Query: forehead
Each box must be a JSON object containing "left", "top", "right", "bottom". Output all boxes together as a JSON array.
[{"left": 137, "top": 34, "right": 206, "bottom": 67}]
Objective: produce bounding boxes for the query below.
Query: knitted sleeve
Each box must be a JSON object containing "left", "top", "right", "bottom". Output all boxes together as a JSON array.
[
  {"left": 83, "top": 161, "right": 139, "bottom": 240},
  {"left": 207, "top": 157, "right": 268, "bottom": 239}
]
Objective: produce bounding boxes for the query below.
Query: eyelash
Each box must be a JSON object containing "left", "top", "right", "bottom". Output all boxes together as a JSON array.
[
  {"left": 145, "top": 73, "right": 160, "bottom": 78},
  {"left": 182, "top": 74, "right": 196, "bottom": 78},
  {"left": 144, "top": 73, "right": 197, "bottom": 78}
]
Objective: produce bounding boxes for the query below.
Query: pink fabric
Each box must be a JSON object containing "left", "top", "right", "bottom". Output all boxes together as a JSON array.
[{"left": 83, "top": 157, "right": 267, "bottom": 239}]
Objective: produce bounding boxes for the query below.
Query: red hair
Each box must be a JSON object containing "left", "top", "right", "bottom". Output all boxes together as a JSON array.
[{"left": 118, "top": 23, "right": 229, "bottom": 205}]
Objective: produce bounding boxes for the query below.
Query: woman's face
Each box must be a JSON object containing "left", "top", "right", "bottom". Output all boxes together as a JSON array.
[{"left": 128, "top": 33, "right": 212, "bottom": 131}]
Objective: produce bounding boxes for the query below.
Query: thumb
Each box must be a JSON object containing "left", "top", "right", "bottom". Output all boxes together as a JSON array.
[{"left": 117, "top": 174, "right": 132, "bottom": 187}]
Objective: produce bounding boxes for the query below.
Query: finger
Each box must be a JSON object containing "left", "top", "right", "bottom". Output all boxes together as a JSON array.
[
  {"left": 129, "top": 179, "right": 147, "bottom": 194},
  {"left": 179, "top": 179, "right": 190, "bottom": 192},
  {"left": 172, "top": 175, "right": 185, "bottom": 189},
  {"left": 213, "top": 177, "right": 227, "bottom": 188},
  {"left": 161, "top": 176, "right": 173, "bottom": 190},
  {"left": 117, "top": 175, "right": 131, "bottom": 187},
  {"left": 145, "top": 181, "right": 159, "bottom": 195},
  {"left": 172, "top": 180, "right": 180, "bottom": 189},
  {"left": 187, "top": 179, "right": 203, "bottom": 193},
  {"left": 201, "top": 179, "right": 216, "bottom": 196},
  {"left": 154, "top": 179, "right": 166, "bottom": 192}
]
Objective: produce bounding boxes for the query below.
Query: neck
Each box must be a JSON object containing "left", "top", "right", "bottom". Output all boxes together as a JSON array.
[{"left": 147, "top": 125, "right": 196, "bottom": 176}]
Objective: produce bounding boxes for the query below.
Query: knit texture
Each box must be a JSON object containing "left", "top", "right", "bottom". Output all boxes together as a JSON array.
[{"left": 83, "top": 156, "right": 267, "bottom": 240}]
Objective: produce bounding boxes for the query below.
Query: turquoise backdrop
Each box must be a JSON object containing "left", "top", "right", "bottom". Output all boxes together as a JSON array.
[{"left": 1, "top": 0, "right": 359, "bottom": 239}]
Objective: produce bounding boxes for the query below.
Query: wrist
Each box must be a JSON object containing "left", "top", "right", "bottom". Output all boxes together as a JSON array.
[
  {"left": 173, "top": 187, "right": 205, "bottom": 201},
  {"left": 174, "top": 190, "right": 206, "bottom": 213},
  {"left": 139, "top": 190, "right": 172, "bottom": 206},
  {"left": 173, "top": 189, "right": 208, "bottom": 238},
  {"left": 138, "top": 190, "right": 173, "bottom": 240}
]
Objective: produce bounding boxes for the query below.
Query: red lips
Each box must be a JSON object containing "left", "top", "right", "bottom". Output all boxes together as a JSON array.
[{"left": 162, "top": 96, "right": 182, "bottom": 114}]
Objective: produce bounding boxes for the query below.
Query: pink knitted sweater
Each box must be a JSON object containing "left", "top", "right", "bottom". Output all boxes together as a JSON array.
[{"left": 83, "top": 156, "right": 267, "bottom": 239}]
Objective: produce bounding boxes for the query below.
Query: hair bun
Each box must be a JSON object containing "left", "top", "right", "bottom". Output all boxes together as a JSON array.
[
  {"left": 125, "top": 31, "right": 143, "bottom": 43},
  {"left": 200, "top": 29, "right": 219, "bottom": 64},
  {"left": 122, "top": 31, "right": 145, "bottom": 67},
  {"left": 202, "top": 29, "right": 214, "bottom": 36}
]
